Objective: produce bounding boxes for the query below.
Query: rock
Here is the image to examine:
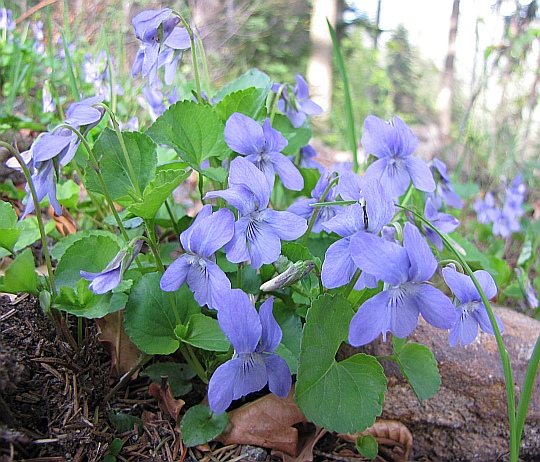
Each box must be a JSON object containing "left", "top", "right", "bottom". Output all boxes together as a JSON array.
[{"left": 353, "top": 306, "right": 540, "bottom": 461}]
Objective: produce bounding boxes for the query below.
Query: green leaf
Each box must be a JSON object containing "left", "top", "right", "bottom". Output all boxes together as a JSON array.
[
  {"left": 56, "top": 179, "right": 80, "bottom": 209},
  {"left": 295, "top": 294, "right": 387, "bottom": 433},
  {"left": 449, "top": 232, "right": 498, "bottom": 275},
  {"left": 86, "top": 128, "right": 157, "bottom": 204},
  {"left": 201, "top": 166, "right": 228, "bottom": 182},
  {"left": 54, "top": 280, "right": 128, "bottom": 318},
  {"left": 213, "top": 68, "right": 272, "bottom": 100},
  {"left": 51, "top": 230, "right": 124, "bottom": 260},
  {"left": 127, "top": 166, "right": 191, "bottom": 219},
  {"left": 395, "top": 342, "right": 440, "bottom": 404},
  {"left": 124, "top": 275, "right": 200, "bottom": 355},
  {"left": 108, "top": 411, "right": 143, "bottom": 435},
  {"left": 356, "top": 435, "right": 378, "bottom": 460},
  {"left": 273, "top": 114, "right": 312, "bottom": 156},
  {"left": 54, "top": 235, "right": 121, "bottom": 290},
  {"left": 487, "top": 255, "right": 511, "bottom": 286},
  {"left": 109, "top": 438, "right": 123, "bottom": 455},
  {"left": 0, "top": 248, "right": 39, "bottom": 295},
  {"left": 13, "top": 218, "right": 55, "bottom": 252},
  {"left": 146, "top": 101, "right": 229, "bottom": 170},
  {"left": 175, "top": 313, "right": 230, "bottom": 352},
  {"left": 180, "top": 404, "right": 228, "bottom": 447},
  {"left": 0, "top": 201, "right": 21, "bottom": 252},
  {"left": 215, "top": 87, "right": 270, "bottom": 122},
  {"left": 140, "top": 362, "right": 196, "bottom": 397}
]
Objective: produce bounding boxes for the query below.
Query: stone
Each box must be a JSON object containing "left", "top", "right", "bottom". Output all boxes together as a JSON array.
[{"left": 350, "top": 306, "right": 540, "bottom": 461}]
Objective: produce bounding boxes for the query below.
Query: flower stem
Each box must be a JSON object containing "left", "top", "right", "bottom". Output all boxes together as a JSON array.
[
  {"left": 0, "top": 142, "right": 57, "bottom": 297},
  {"left": 343, "top": 269, "right": 361, "bottom": 300}
]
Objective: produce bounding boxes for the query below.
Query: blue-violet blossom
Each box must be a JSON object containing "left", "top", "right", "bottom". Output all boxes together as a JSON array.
[
  {"left": 160, "top": 205, "right": 234, "bottom": 310},
  {"left": 348, "top": 222, "right": 457, "bottom": 346},
  {"left": 422, "top": 197, "right": 460, "bottom": 251},
  {"left": 208, "top": 291, "right": 291, "bottom": 414},
  {"left": 428, "top": 158, "right": 462, "bottom": 209},
  {"left": 205, "top": 157, "right": 307, "bottom": 269},
  {"left": 80, "top": 240, "right": 143, "bottom": 294},
  {"left": 362, "top": 115, "right": 435, "bottom": 200},
  {"left": 442, "top": 266, "right": 503, "bottom": 347},
  {"left": 224, "top": 112, "right": 304, "bottom": 191}
]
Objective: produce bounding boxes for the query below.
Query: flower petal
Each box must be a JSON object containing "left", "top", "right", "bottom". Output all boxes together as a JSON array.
[
  {"left": 258, "top": 297, "right": 281, "bottom": 352},
  {"left": 322, "top": 203, "right": 365, "bottom": 237},
  {"left": 321, "top": 238, "right": 356, "bottom": 289},
  {"left": 337, "top": 170, "right": 365, "bottom": 201},
  {"left": 413, "top": 284, "right": 457, "bottom": 330},
  {"left": 82, "top": 267, "right": 122, "bottom": 294},
  {"left": 348, "top": 291, "right": 391, "bottom": 347},
  {"left": 246, "top": 217, "right": 282, "bottom": 269},
  {"left": 224, "top": 216, "right": 251, "bottom": 264},
  {"left": 350, "top": 232, "right": 409, "bottom": 286},
  {"left": 442, "top": 267, "right": 479, "bottom": 305},
  {"left": 262, "top": 118, "right": 288, "bottom": 153},
  {"left": 264, "top": 353, "right": 292, "bottom": 398},
  {"left": 32, "top": 133, "right": 73, "bottom": 163},
  {"left": 271, "top": 152, "right": 303, "bottom": 191},
  {"left": 208, "top": 358, "right": 241, "bottom": 414},
  {"left": 189, "top": 208, "right": 235, "bottom": 257},
  {"left": 263, "top": 209, "right": 307, "bottom": 241},
  {"left": 225, "top": 113, "right": 265, "bottom": 156},
  {"left": 160, "top": 256, "right": 190, "bottom": 292},
  {"left": 406, "top": 156, "right": 436, "bottom": 193},
  {"left": 403, "top": 223, "right": 437, "bottom": 283},
  {"left": 473, "top": 270, "right": 498, "bottom": 300},
  {"left": 216, "top": 289, "right": 261, "bottom": 353},
  {"left": 449, "top": 309, "right": 478, "bottom": 347},
  {"left": 228, "top": 156, "right": 271, "bottom": 210}
]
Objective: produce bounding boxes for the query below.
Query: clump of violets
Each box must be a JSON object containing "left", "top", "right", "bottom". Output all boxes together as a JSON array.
[
  {"left": 160, "top": 205, "right": 234, "bottom": 310},
  {"left": 362, "top": 115, "right": 435, "bottom": 200},
  {"left": 81, "top": 240, "right": 143, "bottom": 294},
  {"left": 131, "top": 8, "right": 191, "bottom": 86},
  {"left": 348, "top": 223, "right": 457, "bottom": 346},
  {"left": 224, "top": 112, "right": 304, "bottom": 191},
  {"left": 208, "top": 291, "right": 291, "bottom": 414},
  {"left": 30, "top": 20, "right": 45, "bottom": 55},
  {"left": 83, "top": 50, "right": 124, "bottom": 100},
  {"left": 473, "top": 175, "right": 526, "bottom": 238},
  {"left": 205, "top": 157, "right": 307, "bottom": 269},
  {"left": 272, "top": 74, "right": 323, "bottom": 128},
  {"left": 443, "top": 266, "right": 503, "bottom": 347}
]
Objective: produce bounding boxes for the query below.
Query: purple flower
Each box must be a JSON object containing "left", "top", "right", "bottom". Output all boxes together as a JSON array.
[
  {"left": 273, "top": 74, "right": 323, "bottom": 128},
  {"left": 160, "top": 205, "right": 234, "bottom": 310},
  {"left": 428, "top": 158, "right": 462, "bottom": 209},
  {"left": 0, "top": 8, "right": 16, "bottom": 31},
  {"left": 208, "top": 292, "right": 291, "bottom": 414},
  {"left": 491, "top": 206, "right": 520, "bottom": 238},
  {"left": 443, "top": 267, "right": 503, "bottom": 347},
  {"left": 348, "top": 223, "right": 457, "bottom": 346},
  {"left": 31, "top": 21, "right": 45, "bottom": 54},
  {"left": 297, "top": 145, "right": 325, "bottom": 172},
  {"left": 321, "top": 172, "right": 395, "bottom": 290},
  {"left": 474, "top": 192, "right": 497, "bottom": 224},
  {"left": 205, "top": 157, "right": 307, "bottom": 269},
  {"left": 42, "top": 82, "right": 56, "bottom": 114},
  {"left": 32, "top": 96, "right": 105, "bottom": 167},
  {"left": 131, "top": 8, "right": 190, "bottom": 86},
  {"left": 362, "top": 115, "right": 435, "bottom": 199},
  {"left": 422, "top": 197, "right": 460, "bottom": 251},
  {"left": 56, "top": 38, "right": 76, "bottom": 59},
  {"left": 21, "top": 159, "right": 62, "bottom": 219},
  {"left": 224, "top": 112, "right": 303, "bottom": 191},
  {"left": 503, "top": 174, "right": 525, "bottom": 219},
  {"left": 80, "top": 240, "right": 143, "bottom": 294},
  {"left": 83, "top": 51, "right": 124, "bottom": 101},
  {"left": 287, "top": 169, "right": 339, "bottom": 233}
]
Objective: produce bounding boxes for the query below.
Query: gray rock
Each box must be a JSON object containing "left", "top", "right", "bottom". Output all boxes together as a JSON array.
[{"left": 348, "top": 306, "right": 540, "bottom": 461}]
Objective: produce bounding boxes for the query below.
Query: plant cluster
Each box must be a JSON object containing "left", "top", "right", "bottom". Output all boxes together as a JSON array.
[{"left": 1, "top": 5, "right": 539, "bottom": 460}]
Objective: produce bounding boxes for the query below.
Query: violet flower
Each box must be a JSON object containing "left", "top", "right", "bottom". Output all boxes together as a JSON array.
[
  {"left": 348, "top": 223, "right": 457, "bottom": 346},
  {"left": 81, "top": 240, "right": 143, "bottom": 294},
  {"left": 224, "top": 112, "right": 303, "bottom": 191},
  {"left": 422, "top": 197, "right": 460, "bottom": 251},
  {"left": 491, "top": 205, "right": 521, "bottom": 238},
  {"left": 273, "top": 74, "right": 323, "bottom": 128},
  {"left": 21, "top": 159, "right": 62, "bottom": 218},
  {"left": 208, "top": 292, "right": 291, "bottom": 414},
  {"left": 160, "top": 205, "right": 234, "bottom": 310},
  {"left": 362, "top": 115, "right": 435, "bottom": 200},
  {"left": 30, "top": 21, "right": 45, "bottom": 55},
  {"left": 131, "top": 8, "right": 190, "bottom": 86},
  {"left": 287, "top": 169, "right": 340, "bottom": 233},
  {"left": 442, "top": 266, "right": 503, "bottom": 347},
  {"left": 428, "top": 158, "right": 462, "bottom": 209},
  {"left": 205, "top": 157, "right": 307, "bottom": 269},
  {"left": 474, "top": 192, "right": 497, "bottom": 224},
  {"left": 0, "top": 8, "right": 16, "bottom": 32},
  {"left": 83, "top": 51, "right": 124, "bottom": 101},
  {"left": 321, "top": 171, "right": 395, "bottom": 290}
]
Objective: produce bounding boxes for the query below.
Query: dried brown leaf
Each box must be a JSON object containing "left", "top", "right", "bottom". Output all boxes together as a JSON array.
[
  {"left": 49, "top": 206, "right": 77, "bottom": 236},
  {"left": 337, "top": 419, "right": 413, "bottom": 462},
  {"left": 215, "top": 389, "right": 307, "bottom": 456},
  {"left": 95, "top": 311, "right": 141, "bottom": 378},
  {"left": 275, "top": 425, "right": 326, "bottom": 462},
  {"left": 149, "top": 382, "right": 185, "bottom": 423}
]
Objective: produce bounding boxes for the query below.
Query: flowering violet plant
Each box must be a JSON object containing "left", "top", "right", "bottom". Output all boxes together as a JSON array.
[{"left": 3, "top": 6, "right": 538, "bottom": 460}]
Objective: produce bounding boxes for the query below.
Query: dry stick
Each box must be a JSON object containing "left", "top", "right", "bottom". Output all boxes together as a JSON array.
[{"left": 15, "top": 0, "right": 60, "bottom": 23}]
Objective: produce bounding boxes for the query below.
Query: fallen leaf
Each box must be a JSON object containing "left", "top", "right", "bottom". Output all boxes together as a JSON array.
[
  {"left": 337, "top": 419, "right": 413, "bottom": 462},
  {"left": 95, "top": 311, "right": 141, "bottom": 378},
  {"left": 49, "top": 206, "right": 77, "bottom": 236},
  {"left": 149, "top": 381, "right": 185, "bottom": 423},
  {"left": 215, "top": 389, "right": 307, "bottom": 456},
  {"left": 276, "top": 425, "right": 327, "bottom": 462}
]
